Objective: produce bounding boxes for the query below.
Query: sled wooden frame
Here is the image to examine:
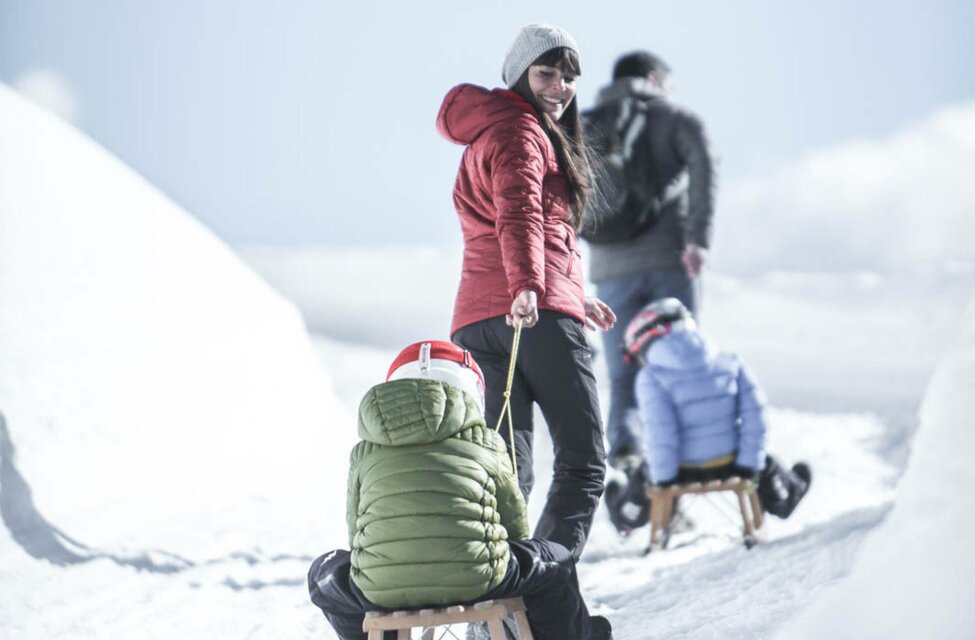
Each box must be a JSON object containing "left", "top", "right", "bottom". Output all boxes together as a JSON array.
[
  {"left": 646, "top": 476, "right": 764, "bottom": 552},
  {"left": 362, "top": 596, "right": 534, "bottom": 640}
]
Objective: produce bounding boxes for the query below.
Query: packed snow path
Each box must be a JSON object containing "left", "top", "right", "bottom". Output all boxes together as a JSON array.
[{"left": 314, "top": 339, "right": 911, "bottom": 640}]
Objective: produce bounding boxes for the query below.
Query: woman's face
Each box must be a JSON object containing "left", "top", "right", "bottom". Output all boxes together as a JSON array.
[{"left": 527, "top": 64, "right": 577, "bottom": 121}]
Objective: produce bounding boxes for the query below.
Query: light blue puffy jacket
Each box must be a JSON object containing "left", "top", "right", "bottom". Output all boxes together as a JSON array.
[{"left": 635, "top": 328, "right": 767, "bottom": 483}]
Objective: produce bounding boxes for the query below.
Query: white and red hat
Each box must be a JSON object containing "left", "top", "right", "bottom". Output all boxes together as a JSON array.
[
  {"left": 386, "top": 341, "right": 486, "bottom": 412},
  {"left": 622, "top": 298, "right": 694, "bottom": 364}
]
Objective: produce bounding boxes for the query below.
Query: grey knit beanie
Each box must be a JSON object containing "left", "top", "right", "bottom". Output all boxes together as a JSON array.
[{"left": 502, "top": 23, "right": 579, "bottom": 88}]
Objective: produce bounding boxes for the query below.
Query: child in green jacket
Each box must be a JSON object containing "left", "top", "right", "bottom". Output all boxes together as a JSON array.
[{"left": 308, "top": 341, "right": 611, "bottom": 640}]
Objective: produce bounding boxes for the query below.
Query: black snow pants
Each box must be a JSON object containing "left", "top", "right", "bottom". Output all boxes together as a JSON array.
[
  {"left": 307, "top": 539, "right": 594, "bottom": 640},
  {"left": 453, "top": 311, "right": 607, "bottom": 561}
]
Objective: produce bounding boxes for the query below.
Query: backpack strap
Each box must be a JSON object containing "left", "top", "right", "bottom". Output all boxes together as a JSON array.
[
  {"left": 616, "top": 98, "right": 648, "bottom": 163},
  {"left": 617, "top": 96, "right": 661, "bottom": 199}
]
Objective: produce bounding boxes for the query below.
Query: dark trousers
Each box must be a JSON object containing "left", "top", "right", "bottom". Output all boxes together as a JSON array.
[
  {"left": 308, "top": 540, "right": 594, "bottom": 640},
  {"left": 453, "top": 311, "right": 606, "bottom": 560}
]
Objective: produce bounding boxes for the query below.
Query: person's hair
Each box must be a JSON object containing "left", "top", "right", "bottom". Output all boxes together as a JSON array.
[
  {"left": 512, "top": 47, "right": 591, "bottom": 230},
  {"left": 612, "top": 50, "right": 672, "bottom": 84}
]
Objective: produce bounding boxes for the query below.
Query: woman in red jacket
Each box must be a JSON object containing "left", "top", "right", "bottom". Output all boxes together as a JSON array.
[{"left": 437, "top": 23, "right": 615, "bottom": 561}]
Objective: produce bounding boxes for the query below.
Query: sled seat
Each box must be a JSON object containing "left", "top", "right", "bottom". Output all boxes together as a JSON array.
[
  {"left": 363, "top": 596, "right": 533, "bottom": 640},
  {"left": 646, "top": 476, "right": 764, "bottom": 552}
]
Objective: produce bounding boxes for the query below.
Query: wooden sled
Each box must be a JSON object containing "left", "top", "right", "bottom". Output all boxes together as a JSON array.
[
  {"left": 646, "top": 477, "right": 764, "bottom": 552},
  {"left": 363, "top": 596, "right": 534, "bottom": 640}
]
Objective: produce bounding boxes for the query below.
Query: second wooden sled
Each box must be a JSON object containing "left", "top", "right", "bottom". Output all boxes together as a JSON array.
[{"left": 646, "top": 476, "right": 764, "bottom": 552}]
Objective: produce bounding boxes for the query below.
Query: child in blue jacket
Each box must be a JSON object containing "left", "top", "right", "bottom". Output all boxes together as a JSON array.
[{"left": 605, "top": 298, "right": 811, "bottom": 533}]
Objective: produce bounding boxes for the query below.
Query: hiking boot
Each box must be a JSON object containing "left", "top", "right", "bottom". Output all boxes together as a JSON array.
[{"left": 590, "top": 615, "right": 613, "bottom": 640}]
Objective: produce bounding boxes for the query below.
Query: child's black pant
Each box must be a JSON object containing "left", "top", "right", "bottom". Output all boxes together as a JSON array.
[{"left": 308, "top": 539, "right": 594, "bottom": 640}]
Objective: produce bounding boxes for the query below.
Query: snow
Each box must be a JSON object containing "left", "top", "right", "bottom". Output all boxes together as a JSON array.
[
  {"left": 0, "top": 83, "right": 351, "bottom": 638},
  {"left": 2, "top": 78, "right": 974, "bottom": 639},
  {"left": 780, "top": 300, "right": 975, "bottom": 639}
]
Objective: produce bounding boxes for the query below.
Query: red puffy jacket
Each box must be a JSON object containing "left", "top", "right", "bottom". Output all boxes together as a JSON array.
[{"left": 437, "top": 84, "right": 586, "bottom": 336}]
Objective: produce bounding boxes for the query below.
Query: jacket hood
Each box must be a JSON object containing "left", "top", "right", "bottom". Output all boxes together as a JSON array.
[
  {"left": 646, "top": 328, "right": 715, "bottom": 371},
  {"left": 595, "top": 76, "right": 665, "bottom": 106},
  {"left": 436, "top": 83, "right": 537, "bottom": 146},
  {"left": 357, "top": 378, "right": 484, "bottom": 446}
]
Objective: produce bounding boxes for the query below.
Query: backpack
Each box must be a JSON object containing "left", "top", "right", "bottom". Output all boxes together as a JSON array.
[{"left": 580, "top": 96, "right": 660, "bottom": 244}]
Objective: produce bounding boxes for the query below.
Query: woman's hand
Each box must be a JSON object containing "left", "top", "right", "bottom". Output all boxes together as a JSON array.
[
  {"left": 507, "top": 289, "right": 539, "bottom": 329},
  {"left": 584, "top": 297, "right": 616, "bottom": 331}
]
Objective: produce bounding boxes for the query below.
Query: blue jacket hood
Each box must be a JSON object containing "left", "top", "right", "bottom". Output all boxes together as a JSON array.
[{"left": 645, "top": 328, "right": 715, "bottom": 371}]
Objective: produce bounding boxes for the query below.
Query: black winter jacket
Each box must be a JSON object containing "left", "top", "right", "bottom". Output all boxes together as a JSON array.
[{"left": 587, "top": 77, "right": 717, "bottom": 281}]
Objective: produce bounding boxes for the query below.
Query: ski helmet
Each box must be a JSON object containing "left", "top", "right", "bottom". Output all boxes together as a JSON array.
[
  {"left": 386, "top": 341, "right": 486, "bottom": 412},
  {"left": 622, "top": 298, "right": 692, "bottom": 364}
]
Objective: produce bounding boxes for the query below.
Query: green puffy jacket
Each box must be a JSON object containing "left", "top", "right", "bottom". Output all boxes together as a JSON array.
[{"left": 347, "top": 378, "right": 530, "bottom": 608}]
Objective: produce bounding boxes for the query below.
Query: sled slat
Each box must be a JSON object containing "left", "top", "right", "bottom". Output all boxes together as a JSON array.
[{"left": 362, "top": 597, "right": 533, "bottom": 638}]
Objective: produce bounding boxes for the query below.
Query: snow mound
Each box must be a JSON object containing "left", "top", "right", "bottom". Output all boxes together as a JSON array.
[
  {"left": 0, "top": 81, "right": 347, "bottom": 563},
  {"left": 779, "top": 293, "right": 975, "bottom": 639}
]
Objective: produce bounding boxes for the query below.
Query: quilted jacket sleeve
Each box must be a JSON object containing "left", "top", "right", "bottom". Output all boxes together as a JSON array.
[
  {"left": 735, "top": 360, "right": 768, "bottom": 471},
  {"left": 636, "top": 367, "right": 681, "bottom": 483},
  {"left": 488, "top": 126, "right": 548, "bottom": 299},
  {"left": 346, "top": 443, "right": 364, "bottom": 550},
  {"left": 672, "top": 110, "right": 716, "bottom": 249},
  {"left": 495, "top": 451, "right": 530, "bottom": 541}
]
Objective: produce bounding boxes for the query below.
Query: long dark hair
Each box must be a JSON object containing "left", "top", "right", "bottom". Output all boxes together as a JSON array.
[{"left": 512, "top": 47, "right": 591, "bottom": 230}]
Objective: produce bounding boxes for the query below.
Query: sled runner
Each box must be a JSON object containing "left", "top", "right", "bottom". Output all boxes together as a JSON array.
[
  {"left": 646, "top": 476, "right": 764, "bottom": 552},
  {"left": 363, "top": 597, "right": 534, "bottom": 639}
]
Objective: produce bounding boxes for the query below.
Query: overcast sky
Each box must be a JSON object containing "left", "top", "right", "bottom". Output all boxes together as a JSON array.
[{"left": 1, "top": 0, "right": 973, "bottom": 247}]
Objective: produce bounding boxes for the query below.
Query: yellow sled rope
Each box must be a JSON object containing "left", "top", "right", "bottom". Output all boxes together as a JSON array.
[{"left": 493, "top": 319, "right": 523, "bottom": 485}]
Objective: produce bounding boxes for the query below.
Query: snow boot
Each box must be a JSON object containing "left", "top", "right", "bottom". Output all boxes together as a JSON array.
[
  {"left": 758, "top": 456, "right": 811, "bottom": 519},
  {"left": 604, "top": 464, "right": 650, "bottom": 534},
  {"left": 590, "top": 615, "right": 613, "bottom": 640},
  {"left": 788, "top": 462, "right": 812, "bottom": 514},
  {"left": 793, "top": 462, "right": 812, "bottom": 487}
]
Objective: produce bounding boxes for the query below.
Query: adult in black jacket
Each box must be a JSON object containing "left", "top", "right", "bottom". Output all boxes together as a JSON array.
[{"left": 586, "top": 52, "right": 717, "bottom": 508}]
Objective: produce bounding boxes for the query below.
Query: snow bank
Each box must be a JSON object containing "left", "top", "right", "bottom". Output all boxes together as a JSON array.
[
  {"left": 0, "top": 80, "right": 349, "bottom": 571},
  {"left": 779, "top": 293, "right": 975, "bottom": 639}
]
